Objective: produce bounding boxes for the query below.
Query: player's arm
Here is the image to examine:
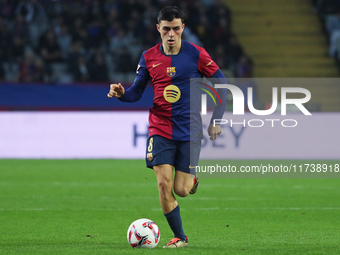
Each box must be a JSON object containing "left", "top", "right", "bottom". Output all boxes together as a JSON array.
[
  {"left": 207, "top": 69, "right": 228, "bottom": 140},
  {"left": 107, "top": 52, "right": 151, "bottom": 102},
  {"left": 198, "top": 47, "right": 228, "bottom": 140}
]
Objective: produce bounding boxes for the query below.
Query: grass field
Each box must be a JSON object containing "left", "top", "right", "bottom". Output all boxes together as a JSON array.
[{"left": 0, "top": 159, "right": 339, "bottom": 254}]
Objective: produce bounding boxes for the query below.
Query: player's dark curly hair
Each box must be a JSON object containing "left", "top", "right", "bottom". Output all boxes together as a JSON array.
[{"left": 157, "top": 6, "right": 185, "bottom": 24}]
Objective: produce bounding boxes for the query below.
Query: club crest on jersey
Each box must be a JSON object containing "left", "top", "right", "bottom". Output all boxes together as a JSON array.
[
  {"left": 166, "top": 67, "right": 176, "bottom": 77},
  {"left": 147, "top": 153, "right": 153, "bottom": 161},
  {"left": 163, "top": 85, "right": 181, "bottom": 103}
]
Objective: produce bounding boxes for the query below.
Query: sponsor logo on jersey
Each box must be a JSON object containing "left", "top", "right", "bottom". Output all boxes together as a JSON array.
[
  {"left": 166, "top": 67, "right": 176, "bottom": 77},
  {"left": 163, "top": 85, "right": 181, "bottom": 103},
  {"left": 152, "top": 62, "right": 162, "bottom": 68}
]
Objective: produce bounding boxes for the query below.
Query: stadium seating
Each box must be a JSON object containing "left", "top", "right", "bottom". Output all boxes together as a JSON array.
[
  {"left": 0, "top": 0, "right": 250, "bottom": 84},
  {"left": 224, "top": 0, "right": 340, "bottom": 111}
]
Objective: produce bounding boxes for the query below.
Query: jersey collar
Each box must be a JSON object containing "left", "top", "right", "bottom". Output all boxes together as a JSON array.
[{"left": 159, "top": 40, "right": 185, "bottom": 56}]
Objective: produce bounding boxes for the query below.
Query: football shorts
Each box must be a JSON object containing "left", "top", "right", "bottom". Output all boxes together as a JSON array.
[{"left": 145, "top": 135, "right": 201, "bottom": 174}]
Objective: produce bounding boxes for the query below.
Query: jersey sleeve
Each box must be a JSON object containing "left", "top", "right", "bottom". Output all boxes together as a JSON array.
[
  {"left": 209, "top": 69, "right": 228, "bottom": 124},
  {"left": 118, "top": 52, "right": 151, "bottom": 102},
  {"left": 198, "top": 47, "right": 219, "bottom": 77}
]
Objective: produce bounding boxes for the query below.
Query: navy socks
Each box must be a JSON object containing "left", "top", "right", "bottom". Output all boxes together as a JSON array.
[{"left": 164, "top": 205, "right": 186, "bottom": 240}]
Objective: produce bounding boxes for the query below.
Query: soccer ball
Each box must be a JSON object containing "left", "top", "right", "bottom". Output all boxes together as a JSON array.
[{"left": 127, "top": 218, "right": 160, "bottom": 248}]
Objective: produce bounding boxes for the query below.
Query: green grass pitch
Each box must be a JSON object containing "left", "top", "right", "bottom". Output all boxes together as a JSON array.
[{"left": 0, "top": 159, "right": 339, "bottom": 254}]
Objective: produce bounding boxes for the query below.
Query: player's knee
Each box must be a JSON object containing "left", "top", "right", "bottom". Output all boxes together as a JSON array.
[
  {"left": 174, "top": 186, "right": 189, "bottom": 197},
  {"left": 157, "top": 180, "right": 172, "bottom": 197}
]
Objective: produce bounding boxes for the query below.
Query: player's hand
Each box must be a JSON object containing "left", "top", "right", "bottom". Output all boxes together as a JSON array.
[
  {"left": 208, "top": 124, "right": 221, "bottom": 140},
  {"left": 107, "top": 83, "right": 125, "bottom": 98}
]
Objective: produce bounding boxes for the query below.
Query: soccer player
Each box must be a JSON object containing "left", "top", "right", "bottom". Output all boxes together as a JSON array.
[{"left": 108, "top": 6, "right": 227, "bottom": 248}]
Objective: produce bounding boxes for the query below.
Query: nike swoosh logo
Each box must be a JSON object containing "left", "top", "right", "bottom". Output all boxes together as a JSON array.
[
  {"left": 206, "top": 60, "right": 213, "bottom": 66},
  {"left": 152, "top": 63, "right": 163, "bottom": 68},
  {"left": 189, "top": 165, "right": 197, "bottom": 169}
]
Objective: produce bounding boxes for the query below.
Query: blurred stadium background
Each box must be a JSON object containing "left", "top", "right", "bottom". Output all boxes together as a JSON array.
[{"left": 1, "top": 0, "right": 340, "bottom": 111}]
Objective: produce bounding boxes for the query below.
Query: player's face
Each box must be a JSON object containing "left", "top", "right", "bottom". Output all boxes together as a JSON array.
[{"left": 157, "top": 18, "right": 185, "bottom": 50}]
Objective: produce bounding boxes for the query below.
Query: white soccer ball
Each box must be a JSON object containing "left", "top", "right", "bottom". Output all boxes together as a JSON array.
[{"left": 127, "top": 218, "right": 160, "bottom": 248}]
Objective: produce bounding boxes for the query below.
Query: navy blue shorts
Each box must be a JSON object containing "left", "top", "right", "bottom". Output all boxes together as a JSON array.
[{"left": 145, "top": 135, "right": 201, "bottom": 174}]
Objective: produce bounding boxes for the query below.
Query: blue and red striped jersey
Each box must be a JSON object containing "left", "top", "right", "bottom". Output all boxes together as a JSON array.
[{"left": 119, "top": 40, "right": 226, "bottom": 141}]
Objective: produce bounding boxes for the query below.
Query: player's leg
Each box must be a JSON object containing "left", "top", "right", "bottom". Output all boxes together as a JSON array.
[
  {"left": 145, "top": 135, "right": 187, "bottom": 248},
  {"left": 153, "top": 164, "right": 177, "bottom": 214},
  {"left": 162, "top": 140, "right": 201, "bottom": 248},
  {"left": 173, "top": 139, "right": 201, "bottom": 197},
  {"left": 154, "top": 165, "right": 187, "bottom": 248},
  {"left": 173, "top": 171, "right": 194, "bottom": 197}
]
